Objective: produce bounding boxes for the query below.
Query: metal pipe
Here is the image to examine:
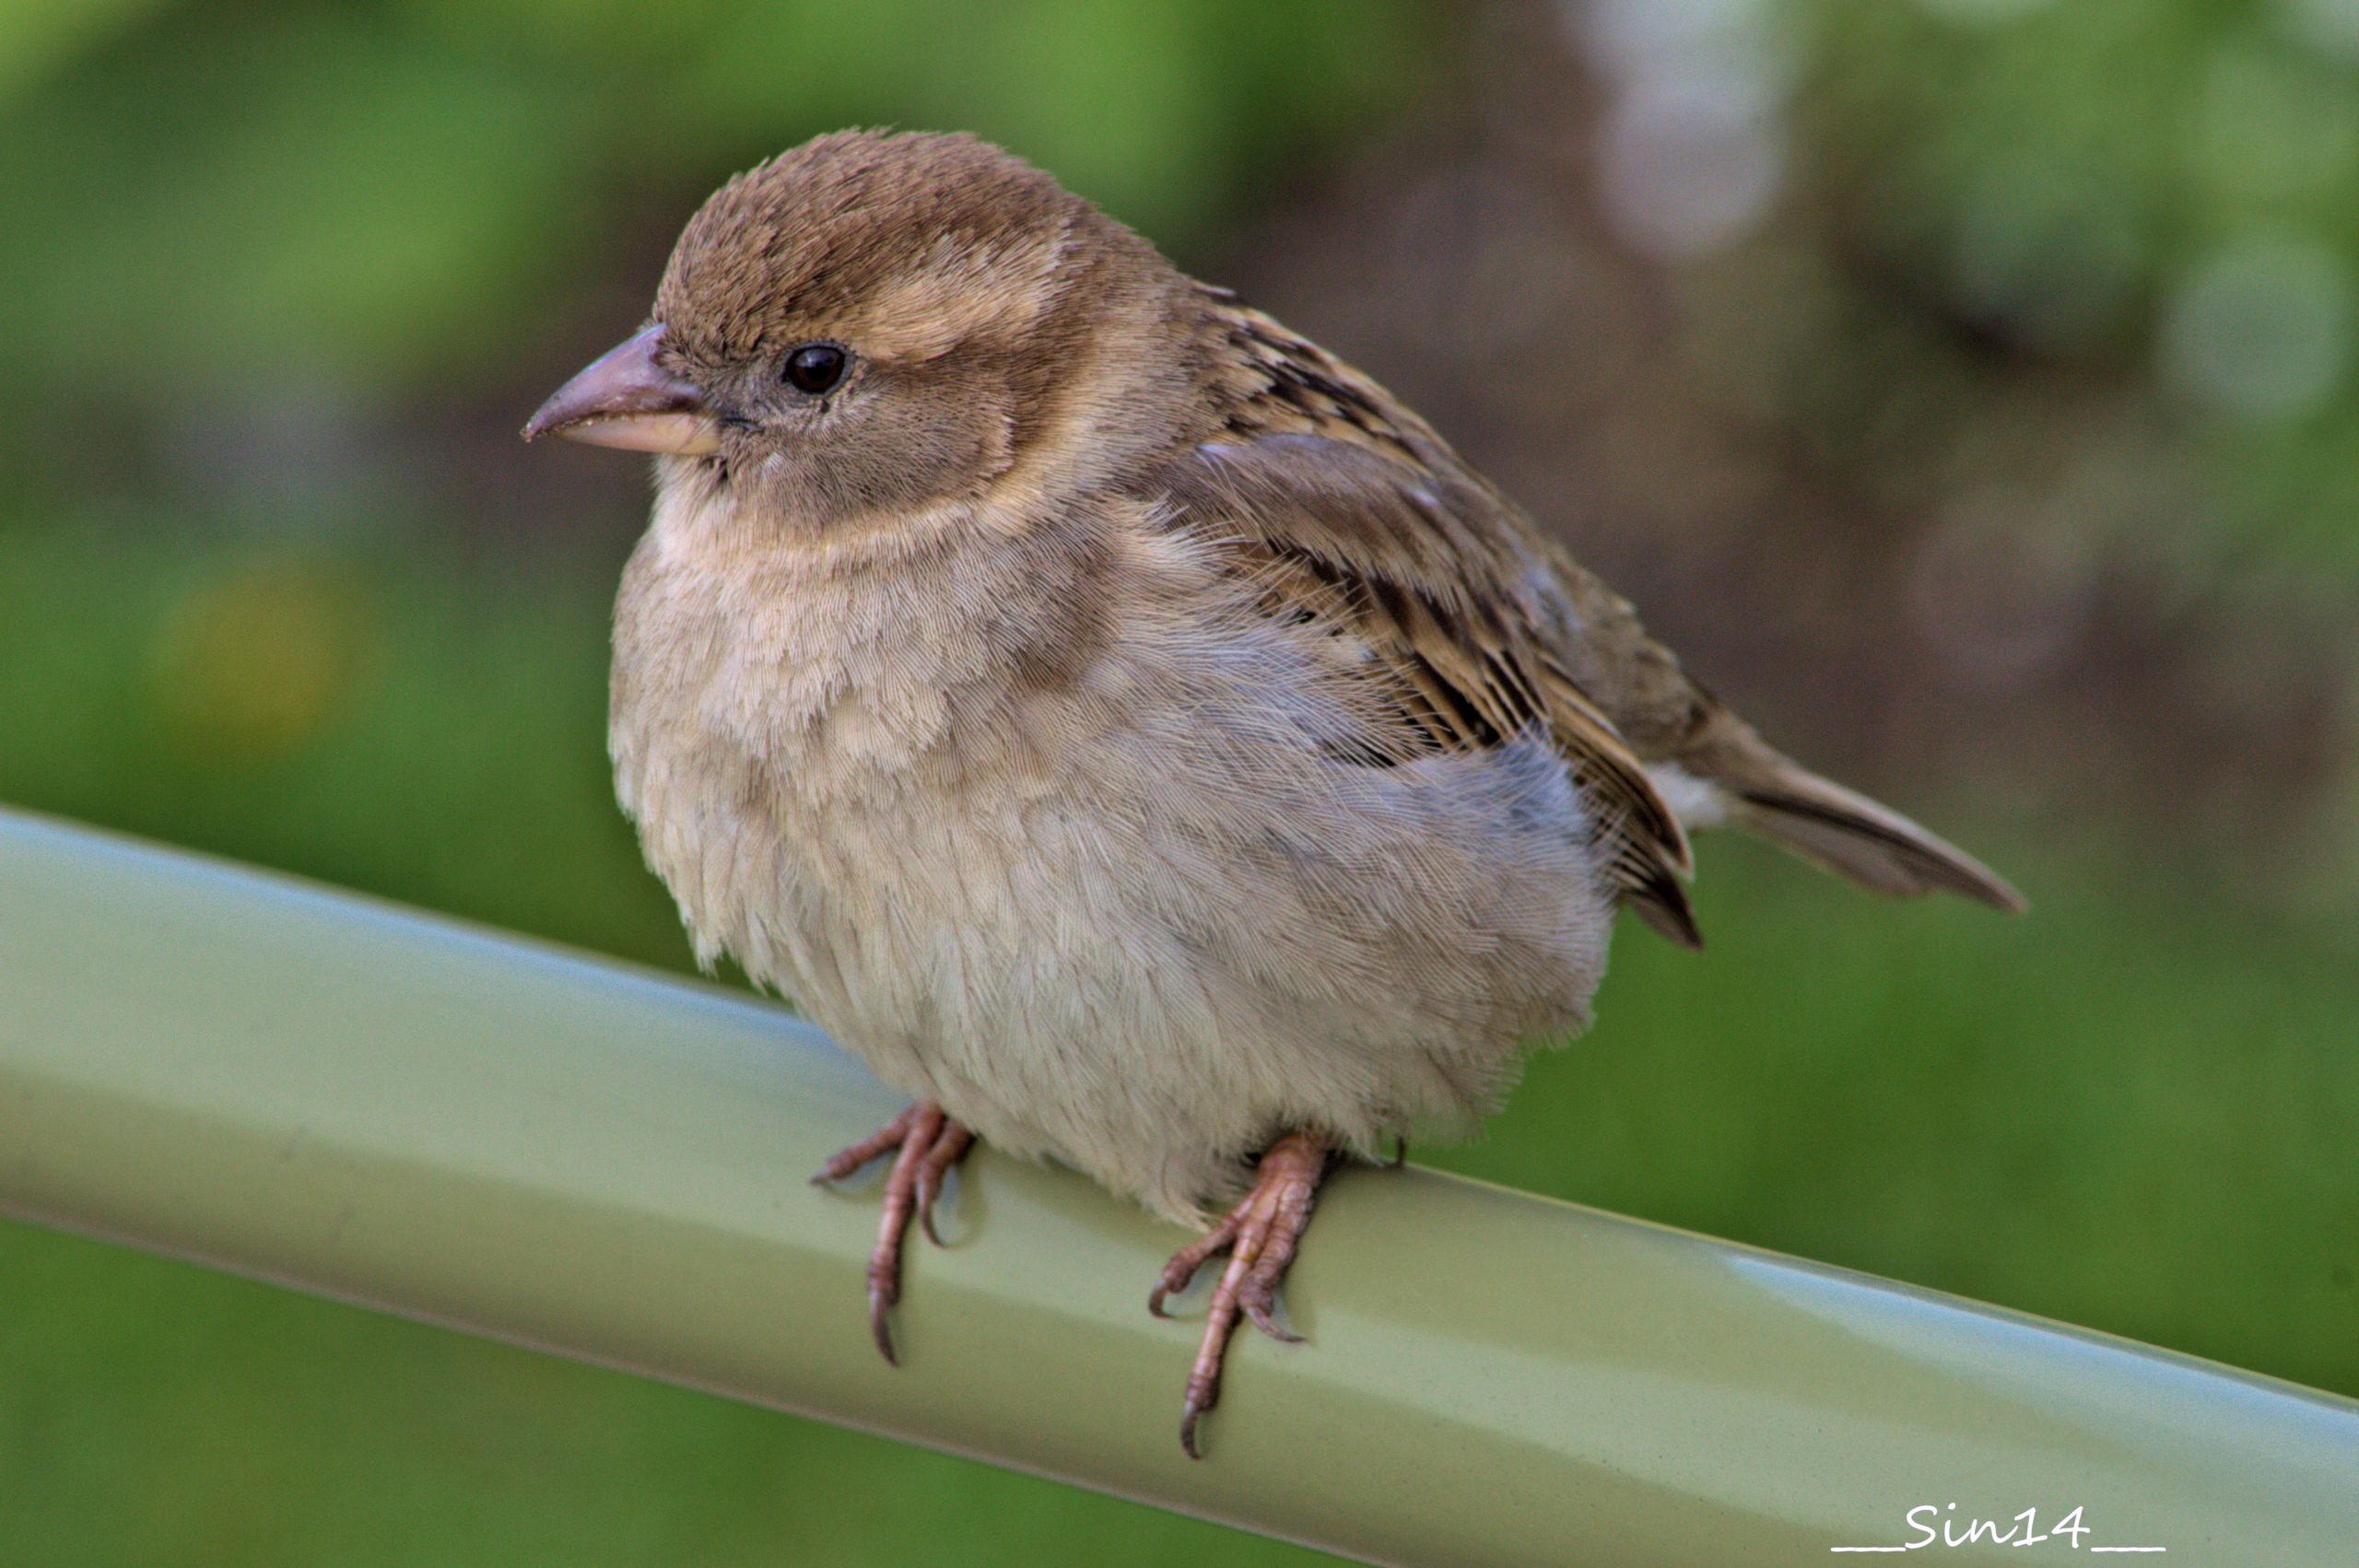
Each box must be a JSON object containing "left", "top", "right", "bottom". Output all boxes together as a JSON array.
[{"left": 1, "top": 807, "right": 2352, "bottom": 1566}]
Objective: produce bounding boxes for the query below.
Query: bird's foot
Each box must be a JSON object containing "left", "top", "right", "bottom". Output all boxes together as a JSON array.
[
  {"left": 810, "top": 1101, "right": 974, "bottom": 1365},
  {"left": 1148, "top": 1128, "right": 1334, "bottom": 1458}
]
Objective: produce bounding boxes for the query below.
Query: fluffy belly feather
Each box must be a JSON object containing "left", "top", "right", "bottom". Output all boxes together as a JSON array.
[{"left": 609, "top": 511, "right": 1616, "bottom": 1223}]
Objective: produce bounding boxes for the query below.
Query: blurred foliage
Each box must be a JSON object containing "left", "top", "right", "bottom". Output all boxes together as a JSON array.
[
  {"left": 1799, "top": 0, "right": 2359, "bottom": 571},
  {"left": 1554, "top": 0, "right": 2359, "bottom": 602},
  {"left": 3, "top": 0, "right": 2357, "bottom": 1562}
]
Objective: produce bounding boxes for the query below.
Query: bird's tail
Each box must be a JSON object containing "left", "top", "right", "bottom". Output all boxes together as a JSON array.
[{"left": 1680, "top": 725, "right": 2026, "bottom": 913}]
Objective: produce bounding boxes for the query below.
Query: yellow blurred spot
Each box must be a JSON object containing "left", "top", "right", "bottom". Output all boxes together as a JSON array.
[{"left": 149, "top": 556, "right": 370, "bottom": 762}]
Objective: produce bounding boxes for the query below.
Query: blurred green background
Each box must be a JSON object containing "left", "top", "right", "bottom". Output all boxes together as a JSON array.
[{"left": 3, "top": 0, "right": 2356, "bottom": 1562}]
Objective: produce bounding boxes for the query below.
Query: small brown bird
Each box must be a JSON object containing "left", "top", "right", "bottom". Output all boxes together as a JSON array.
[{"left": 525, "top": 129, "right": 2021, "bottom": 1457}]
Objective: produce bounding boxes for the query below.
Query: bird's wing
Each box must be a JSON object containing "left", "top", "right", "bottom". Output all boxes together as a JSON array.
[
  {"left": 1151, "top": 293, "right": 2025, "bottom": 933},
  {"left": 1150, "top": 298, "right": 1702, "bottom": 945}
]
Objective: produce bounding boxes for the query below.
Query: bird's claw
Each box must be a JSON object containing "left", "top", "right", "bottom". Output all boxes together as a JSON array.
[
  {"left": 814, "top": 1102, "right": 975, "bottom": 1367},
  {"left": 1156, "top": 1129, "right": 1332, "bottom": 1458}
]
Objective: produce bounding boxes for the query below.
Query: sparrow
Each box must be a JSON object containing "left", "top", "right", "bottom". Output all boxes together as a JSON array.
[{"left": 524, "top": 129, "right": 2022, "bottom": 1457}]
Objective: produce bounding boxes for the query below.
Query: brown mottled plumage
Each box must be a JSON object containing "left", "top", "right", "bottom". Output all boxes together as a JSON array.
[{"left": 525, "top": 130, "right": 2023, "bottom": 1457}]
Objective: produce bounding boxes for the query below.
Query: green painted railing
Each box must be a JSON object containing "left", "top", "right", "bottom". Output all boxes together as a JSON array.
[{"left": 2, "top": 806, "right": 2353, "bottom": 1566}]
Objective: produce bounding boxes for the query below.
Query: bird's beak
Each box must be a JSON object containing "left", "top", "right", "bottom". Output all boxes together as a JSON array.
[{"left": 522, "top": 324, "right": 720, "bottom": 454}]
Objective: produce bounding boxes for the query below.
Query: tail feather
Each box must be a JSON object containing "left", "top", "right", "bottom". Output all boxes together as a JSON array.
[
  {"left": 1682, "top": 727, "right": 2026, "bottom": 914},
  {"left": 1732, "top": 773, "right": 2026, "bottom": 911}
]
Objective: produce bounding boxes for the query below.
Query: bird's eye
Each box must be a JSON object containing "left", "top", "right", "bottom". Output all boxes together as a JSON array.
[{"left": 783, "top": 342, "right": 848, "bottom": 395}]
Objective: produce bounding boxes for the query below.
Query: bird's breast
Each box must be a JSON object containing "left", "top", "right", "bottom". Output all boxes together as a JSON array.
[{"left": 604, "top": 489, "right": 1164, "bottom": 993}]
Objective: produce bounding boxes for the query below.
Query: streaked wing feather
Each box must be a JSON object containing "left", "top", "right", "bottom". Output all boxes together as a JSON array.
[{"left": 1153, "top": 298, "right": 1699, "bottom": 944}]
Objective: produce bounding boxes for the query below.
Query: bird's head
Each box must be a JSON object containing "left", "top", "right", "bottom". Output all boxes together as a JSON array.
[{"left": 525, "top": 130, "right": 1170, "bottom": 530}]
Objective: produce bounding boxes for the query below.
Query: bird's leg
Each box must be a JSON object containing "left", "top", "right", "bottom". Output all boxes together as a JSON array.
[
  {"left": 810, "top": 1100, "right": 975, "bottom": 1365},
  {"left": 1148, "top": 1128, "right": 1335, "bottom": 1457}
]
